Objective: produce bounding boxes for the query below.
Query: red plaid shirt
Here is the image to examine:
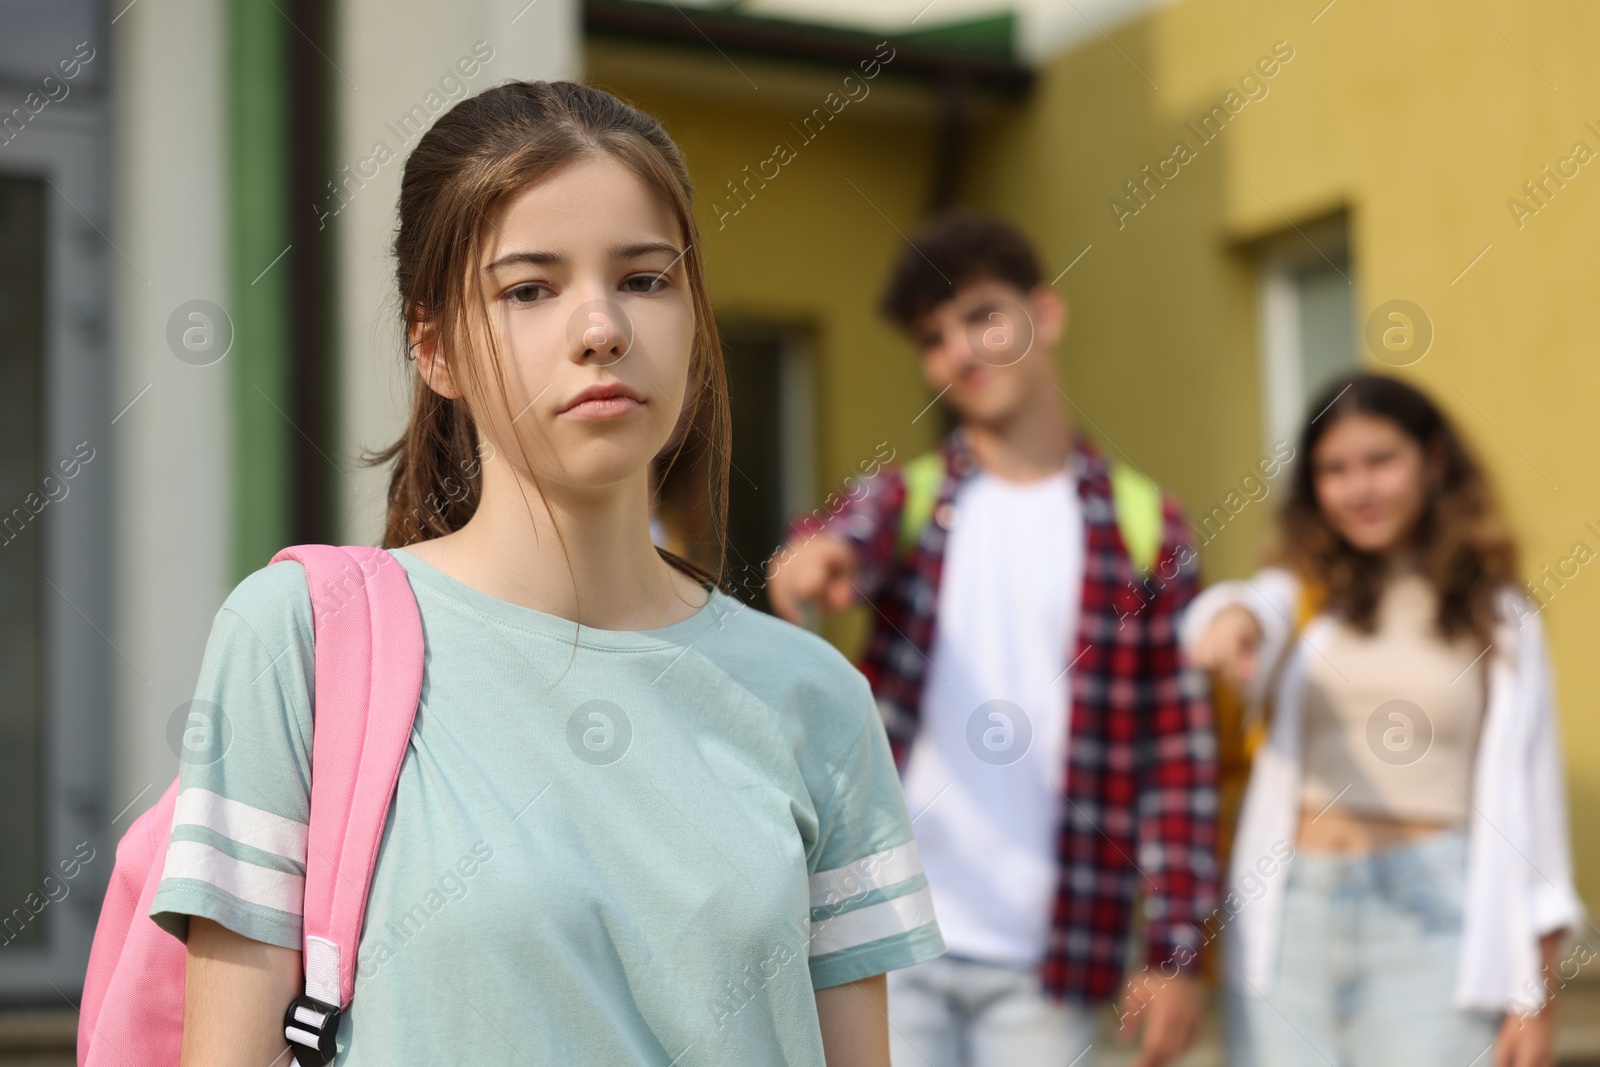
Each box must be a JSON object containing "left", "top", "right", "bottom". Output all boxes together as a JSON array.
[{"left": 790, "top": 429, "right": 1219, "bottom": 1004}]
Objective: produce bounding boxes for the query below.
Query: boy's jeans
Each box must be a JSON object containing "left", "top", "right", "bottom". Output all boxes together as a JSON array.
[
  {"left": 1225, "top": 827, "right": 1502, "bottom": 1066},
  {"left": 888, "top": 953, "right": 1098, "bottom": 1067}
]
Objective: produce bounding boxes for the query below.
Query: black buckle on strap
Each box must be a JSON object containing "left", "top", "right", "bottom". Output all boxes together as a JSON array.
[{"left": 283, "top": 993, "right": 342, "bottom": 1066}]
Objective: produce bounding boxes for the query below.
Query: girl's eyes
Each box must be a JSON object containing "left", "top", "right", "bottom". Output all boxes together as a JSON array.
[
  {"left": 504, "top": 282, "right": 550, "bottom": 306},
  {"left": 501, "top": 274, "right": 669, "bottom": 305},
  {"left": 621, "top": 272, "right": 670, "bottom": 295}
]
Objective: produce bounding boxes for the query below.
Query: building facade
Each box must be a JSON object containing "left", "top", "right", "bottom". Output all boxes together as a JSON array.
[{"left": 5, "top": 0, "right": 1598, "bottom": 1036}]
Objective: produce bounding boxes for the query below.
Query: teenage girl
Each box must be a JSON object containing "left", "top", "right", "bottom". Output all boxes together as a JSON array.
[
  {"left": 1184, "top": 372, "right": 1581, "bottom": 1067},
  {"left": 149, "top": 81, "right": 943, "bottom": 1064}
]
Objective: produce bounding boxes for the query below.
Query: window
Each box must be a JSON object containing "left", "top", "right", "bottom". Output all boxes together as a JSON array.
[{"left": 1255, "top": 220, "right": 1357, "bottom": 450}]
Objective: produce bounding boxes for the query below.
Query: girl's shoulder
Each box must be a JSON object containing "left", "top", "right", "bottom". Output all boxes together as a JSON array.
[
  {"left": 1249, "top": 565, "right": 1304, "bottom": 604},
  {"left": 1181, "top": 566, "right": 1301, "bottom": 640},
  {"left": 709, "top": 594, "right": 875, "bottom": 729},
  {"left": 212, "top": 557, "right": 317, "bottom": 653},
  {"left": 1488, "top": 581, "right": 1546, "bottom": 650}
]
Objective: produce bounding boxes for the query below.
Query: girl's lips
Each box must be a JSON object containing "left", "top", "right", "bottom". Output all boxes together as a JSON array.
[{"left": 561, "top": 396, "right": 643, "bottom": 420}]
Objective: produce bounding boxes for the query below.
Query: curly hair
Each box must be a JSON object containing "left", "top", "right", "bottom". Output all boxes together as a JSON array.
[
  {"left": 878, "top": 210, "right": 1041, "bottom": 329},
  {"left": 1275, "top": 372, "right": 1519, "bottom": 646}
]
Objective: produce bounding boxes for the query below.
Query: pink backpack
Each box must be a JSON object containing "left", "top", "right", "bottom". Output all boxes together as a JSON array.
[{"left": 78, "top": 545, "right": 424, "bottom": 1067}]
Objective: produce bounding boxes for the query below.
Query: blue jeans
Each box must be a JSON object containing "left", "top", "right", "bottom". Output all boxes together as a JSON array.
[
  {"left": 888, "top": 954, "right": 1098, "bottom": 1067},
  {"left": 1226, "top": 827, "right": 1502, "bottom": 1066}
]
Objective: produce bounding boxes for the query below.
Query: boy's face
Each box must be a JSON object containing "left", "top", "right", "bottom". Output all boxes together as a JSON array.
[{"left": 908, "top": 278, "right": 1066, "bottom": 428}]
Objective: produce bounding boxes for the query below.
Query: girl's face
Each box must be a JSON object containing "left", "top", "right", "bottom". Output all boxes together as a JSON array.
[
  {"left": 448, "top": 154, "right": 695, "bottom": 493},
  {"left": 1310, "top": 411, "right": 1430, "bottom": 555}
]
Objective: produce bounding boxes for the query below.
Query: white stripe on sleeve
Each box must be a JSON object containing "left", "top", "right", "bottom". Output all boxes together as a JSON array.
[
  {"left": 159, "top": 839, "right": 306, "bottom": 916},
  {"left": 171, "top": 787, "right": 308, "bottom": 863},
  {"left": 809, "top": 841, "right": 924, "bottom": 911},
  {"left": 809, "top": 884, "right": 937, "bottom": 958}
]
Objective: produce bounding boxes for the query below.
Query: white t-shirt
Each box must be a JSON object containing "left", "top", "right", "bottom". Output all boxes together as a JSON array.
[{"left": 899, "top": 467, "right": 1083, "bottom": 965}]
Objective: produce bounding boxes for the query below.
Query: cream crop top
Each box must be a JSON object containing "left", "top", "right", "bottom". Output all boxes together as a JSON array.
[{"left": 1298, "top": 569, "right": 1488, "bottom": 824}]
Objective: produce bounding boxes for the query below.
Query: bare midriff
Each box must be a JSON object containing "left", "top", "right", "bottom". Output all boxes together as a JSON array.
[{"left": 1295, "top": 806, "right": 1458, "bottom": 854}]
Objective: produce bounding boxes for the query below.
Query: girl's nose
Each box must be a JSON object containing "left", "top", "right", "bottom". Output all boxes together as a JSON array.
[{"left": 567, "top": 298, "right": 633, "bottom": 365}]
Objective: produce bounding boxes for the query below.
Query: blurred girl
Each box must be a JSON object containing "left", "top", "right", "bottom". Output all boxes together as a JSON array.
[
  {"left": 1185, "top": 372, "right": 1581, "bottom": 1067},
  {"left": 150, "top": 81, "right": 942, "bottom": 1064}
]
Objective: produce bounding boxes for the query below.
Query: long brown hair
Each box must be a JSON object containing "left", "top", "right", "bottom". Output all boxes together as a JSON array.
[
  {"left": 366, "top": 81, "right": 730, "bottom": 591},
  {"left": 1277, "top": 372, "right": 1518, "bottom": 646}
]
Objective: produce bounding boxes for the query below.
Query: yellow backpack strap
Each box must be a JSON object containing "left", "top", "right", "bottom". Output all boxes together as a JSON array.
[
  {"left": 1107, "top": 460, "right": 1164, "bottom": 575},
  {"left": 897, "top": 451, "right": 946, "bottom": 556},
  {"left": 1298, "top": 579, "right": 1327, "bottom": 626},
  {"left": 900, "top": 453, "right": 1166, "bottom": 568}
]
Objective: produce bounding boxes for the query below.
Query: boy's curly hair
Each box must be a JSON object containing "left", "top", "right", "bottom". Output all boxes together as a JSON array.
[{"left": 878, "top": 210, "right": 1042, "bottom": 330}]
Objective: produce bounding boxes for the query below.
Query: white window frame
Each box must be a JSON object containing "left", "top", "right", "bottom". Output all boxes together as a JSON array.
[{"left": 1254, "top": 223, "right": 1354, "bottom": 455}]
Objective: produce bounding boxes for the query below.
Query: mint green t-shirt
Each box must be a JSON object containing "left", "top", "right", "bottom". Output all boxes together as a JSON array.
[{"left": 148, "top": 548, "right": 943, "bottom": 1064}]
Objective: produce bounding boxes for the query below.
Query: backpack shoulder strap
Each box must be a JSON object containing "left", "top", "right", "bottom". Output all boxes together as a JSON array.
[
  {"left": 896, "top": 451, "right": 1167, "bottom": 573},
  {"left": 269, "top": 544, "right": 423, "bottom": 1063},
  {"left": 1297, "top": 577, "right": 1327, "bottom": 626},
  {"left": 1107, "top": 459, "right": 1164, "bottom": 575},
  {"left": 896, "top": 450, "right": 946, "bottom": 556}
]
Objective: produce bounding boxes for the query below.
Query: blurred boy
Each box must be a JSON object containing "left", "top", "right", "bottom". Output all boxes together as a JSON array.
[{"left": 768, "top": 213, "right": 1218, "bottom": 1067}]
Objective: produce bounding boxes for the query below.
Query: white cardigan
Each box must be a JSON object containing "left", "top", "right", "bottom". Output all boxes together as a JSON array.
[{"left": 1181, "top": 569, "right": 1585, "bottom": 1013}]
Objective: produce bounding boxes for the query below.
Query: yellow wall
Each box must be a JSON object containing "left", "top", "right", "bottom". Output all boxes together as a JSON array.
[{"left": 962, "top": 0, "right": 1600, "bottom": 899}]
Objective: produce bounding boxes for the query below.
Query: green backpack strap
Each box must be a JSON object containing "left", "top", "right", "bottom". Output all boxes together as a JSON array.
[
  {"left": 897, "top": 450, "right": 946, "bottom": 556},
  {"left": 1108, "top": 459, "right": 1164, "bottom": 574},
  {"left": 895, "top": 449, "right": 1166, "bottom": 574}
]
